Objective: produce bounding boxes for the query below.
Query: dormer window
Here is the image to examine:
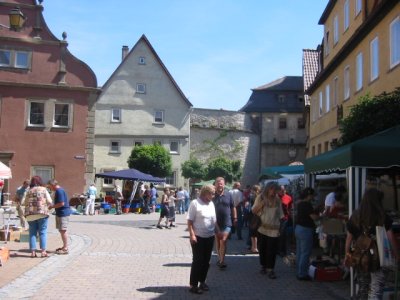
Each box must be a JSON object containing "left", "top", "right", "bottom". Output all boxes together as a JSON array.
[{"left": 278, "top": 95, "right": 285, "bottom": 103}]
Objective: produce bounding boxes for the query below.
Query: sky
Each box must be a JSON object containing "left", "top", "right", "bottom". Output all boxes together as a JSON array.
[{"left": 42, "top": 1, "right": 328, "bottom": 111}]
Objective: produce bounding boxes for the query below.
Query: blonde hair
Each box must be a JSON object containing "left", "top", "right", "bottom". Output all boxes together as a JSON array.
[{"left": 200, "top": 184, "right": 215, "bottom": 198}]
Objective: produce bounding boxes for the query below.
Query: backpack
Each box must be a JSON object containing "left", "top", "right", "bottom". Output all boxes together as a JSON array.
[{"left": 350, "top": 229, "right": 380, "bottom": 273}]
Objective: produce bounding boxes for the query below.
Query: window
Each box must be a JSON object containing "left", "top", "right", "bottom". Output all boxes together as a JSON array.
[
  {"left": 370, "top": 37, "right": 379, "bottom": 81},
  {"left": 312, "top": 146, "right": 315, "bottom": 157},
  {"left": 319, "top": 91, "right": 323, "bottom": 116},
  {"left": 32, "top": 166, "right": 53, "bottom": 185},
  {"left": 317, "top": 144, "right": 322, "bottom": 155},
  {"left": 154, "top": 110, "right": 164, "bottom": 123},
  {"left": 344, "top": 66, "right": 350, "bottom": 100},
  {"left": 110, "top": 140, "right": 121, "bottom": 153},
  {"left": 136, "top": 83, "right": 146, "bottom": 94},
  {"left": 134, "top": 141, "right": 143, "bottom": 147},
  {"left": 29, "top": 101, "right": 45, "bottom": 126},
  {"left": 324, "top": 31, "right": 330, "bottom": 56},
  {"left": 390, "top": 16, "right": 400, "bottom": 68},
  {"left": 53, "top": 103, "right": 70, "bottom": 127},
  {"left": 278, "top": 95, "right": 285, "bottom": 103},
  {"left": 102, "top": 169, "right": 114, "bottom": 185},
  {"left": 165, "top": 171, "right": 176, "bottom": 186},
  {"left": 356, "top": 52, "right": 363, "bottom": 91},
  {"left": 324, "top": 141, "right": 329, "bottom": 152},
  {"left": 333, "top": 76, "right": 338, "bottom": 107},
  {"left": 169, "top": 141, "right": 179, "bottom": 154},
  {"left": 139, "top": 57, "right": 146, "bottom": 65},
  {"left": 111, "top": 108, "right": 121, "bottom": 123},
  {"left": 344, "top": 0, "right": 350, "bottom": 31},
  {"left": 333, "top": 16, "right": 339, "bottom": 45},
  {"left": 297, "top": 117, "right": 305, "bottom": 129},
  {"left": 0, "top": 48, "right": 30, "bottom": 69},
  {"left": 355, "top": 0, "right": 362, "bottom": 16},
  {"left": 279, "top": 117, "right": 287, "bottom": 129},
  {"left": 325, "top": 84, "right": 330, "bottom": 112}
]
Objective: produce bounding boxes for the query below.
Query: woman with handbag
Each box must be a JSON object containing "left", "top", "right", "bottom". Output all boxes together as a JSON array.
[
  {"left": 295, "top": 187, "right": 319, "bottom": 281},
  {"left": 252, "top": 182, "right": 283, "bottom": 279},
  {"left": 247, "top": 184, "right": 261, "bottom": 253},
  {"left": 344, "top": 188, "right": 398, "bottom": 299}
]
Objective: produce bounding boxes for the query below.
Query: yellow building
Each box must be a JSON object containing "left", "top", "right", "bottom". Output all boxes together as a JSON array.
[{"left": 306, "top": 0, "right": 400, "bottom": 158}]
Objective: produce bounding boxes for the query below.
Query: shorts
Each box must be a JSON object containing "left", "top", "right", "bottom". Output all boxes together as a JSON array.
[
  {"left": 56, "top": 216, "right": 69, "bottom": 230},
  {"left": 219, "top": 226, "right": 231, "bottom": 234}
]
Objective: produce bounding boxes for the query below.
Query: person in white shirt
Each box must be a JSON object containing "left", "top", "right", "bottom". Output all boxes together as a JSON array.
[
  {"left": 187, "top": 184, "right": 220, "bottom": 294},
  {"left": 176, "top": 187, "right": 185, "bottom": 214},
  {"left": 85, "top": 183, "right": 97, "bottom": 215}
]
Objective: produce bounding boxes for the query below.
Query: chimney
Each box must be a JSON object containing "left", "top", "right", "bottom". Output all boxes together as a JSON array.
[{"left": 122, "top": 45, "right": 129, "bottom": 61}]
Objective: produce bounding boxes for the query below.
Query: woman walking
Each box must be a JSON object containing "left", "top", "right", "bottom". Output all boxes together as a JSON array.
[
  {"left": 252, "top": 182, "right": 283, "bottom": 279},
  {"left": 187, "top": 184, "right": 219, "bottom": 294}
]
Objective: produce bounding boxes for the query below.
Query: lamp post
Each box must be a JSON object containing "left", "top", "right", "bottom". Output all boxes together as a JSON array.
[{"left": 0, "top": 7, "right": 26, "bottom": 31}]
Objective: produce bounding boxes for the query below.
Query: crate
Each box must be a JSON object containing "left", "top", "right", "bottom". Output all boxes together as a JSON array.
[{"left": 0, "top": 229, "right": 21, "bottom": 242}]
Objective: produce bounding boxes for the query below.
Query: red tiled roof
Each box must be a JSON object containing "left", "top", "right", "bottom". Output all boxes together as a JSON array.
[{"left": 302, "top": 49, "right": 320, "bottom": 106}]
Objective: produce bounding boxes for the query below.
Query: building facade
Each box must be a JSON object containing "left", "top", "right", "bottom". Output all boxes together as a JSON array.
[
  {"left": 94, "top": 35, "right": 192, "bottom": 194},
  {"left": 240, "top": 76, "right": 307, "bottom": 169},
  {"left": 0, "top": 0, "right": 99, "bottom": 195},
  {"left": 307, "top": 0, "right": 400, "bottom": 157}
]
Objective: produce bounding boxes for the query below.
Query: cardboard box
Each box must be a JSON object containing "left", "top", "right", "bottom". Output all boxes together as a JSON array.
[
  {"left": 0, "top": 247, "right": 10, "bottom": 266},
  {"left": 0, "top": 229, "right": 21, "bottom": 242}
]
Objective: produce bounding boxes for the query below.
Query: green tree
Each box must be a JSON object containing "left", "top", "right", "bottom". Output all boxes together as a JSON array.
[
  {"left": 181, "top": 157, "right": 206, "bottom": 183},
  {"left": 205, "top": 156, "right": 242, "bottom": 183},
  {"left": 338, "top": 88, "right": 400, "bottom": 146},
  {"left": 127, "top": 144, "right": 172, "bottom": 178}
]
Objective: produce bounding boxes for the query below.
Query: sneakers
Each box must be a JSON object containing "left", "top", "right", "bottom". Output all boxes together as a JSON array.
[
  {"left": 199, "top": 282, "right": 209, "bottom": 291},
  {"left": 217, "top": 261, "right": 227, "bottom": 269},
  {"left": 156, "top": 225, "right": 163, "bottom": 229}
]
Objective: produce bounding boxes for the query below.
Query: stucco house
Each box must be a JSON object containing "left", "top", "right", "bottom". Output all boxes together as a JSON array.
[
  {"left": 240, "top": 76, "right": 307, "bottom": 169},
  {"left": 94, "top": 34, "right": 192, "bottom": 194},
  {"left": 0, "top": 0, "right": 99, "bottom": 196},
  {"left": 306, "top": 0, "right": 399, "bottom": 157}
]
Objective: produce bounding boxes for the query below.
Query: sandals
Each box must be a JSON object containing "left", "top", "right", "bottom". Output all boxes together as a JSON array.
[
  {"left": 31, "top": 251, "right": 37, "bottom": 258},
  {"left": 41, "top": 251, "right": 49, "bottom": 258},
  {"left": 55, "top": 248, "right": 69, "bottom": 255}
]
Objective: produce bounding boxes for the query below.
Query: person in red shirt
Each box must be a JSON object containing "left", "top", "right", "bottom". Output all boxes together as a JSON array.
[{"left": 278, "top": 185, "right": 293, "bottom": 256}]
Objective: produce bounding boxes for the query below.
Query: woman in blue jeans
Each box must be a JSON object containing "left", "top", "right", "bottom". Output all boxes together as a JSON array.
[
  {"left": 295, "top": 187, "right": 319, "bottom": 280},
  {"left": 21, "top": 176, "right": 53, "bottom": 258}
]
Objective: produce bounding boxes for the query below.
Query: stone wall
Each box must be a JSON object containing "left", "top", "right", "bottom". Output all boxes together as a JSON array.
[{"left": 190, "top": 109, "right": 260, "bottom": 186}]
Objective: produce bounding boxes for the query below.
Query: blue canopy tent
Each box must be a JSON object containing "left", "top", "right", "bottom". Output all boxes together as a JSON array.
[
  {"left": 95, "top": 168, "right": 165, "bottom": 204},
  {"left": 95, "top": 168, "right": 165, "bottom": 183}
]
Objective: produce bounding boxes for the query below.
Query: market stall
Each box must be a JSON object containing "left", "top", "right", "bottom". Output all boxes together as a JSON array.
[
  {"left": 304, "top": 125, "right": 400, "bottom": 297},
  {"left": 95, "top": 168, "right": 165, "bottom": 211}
]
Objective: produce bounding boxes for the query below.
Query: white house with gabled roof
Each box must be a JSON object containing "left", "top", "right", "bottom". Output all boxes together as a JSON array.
[{"left": 94, "top": 34, "right": 192, "bottom": 194}]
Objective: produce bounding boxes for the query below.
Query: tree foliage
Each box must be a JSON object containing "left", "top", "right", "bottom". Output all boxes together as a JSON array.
[
  {"left": 338, "top": 88, "right": 400, "bottom": 146},
  {"left": 181, "top": 157, "right": 206, "bottom": 182},
  {"left": 127, "top": 144, "right": 172, "bottom": 178},
  {"left": 204, "top": 156, "right": 242, "bottom": 183}
]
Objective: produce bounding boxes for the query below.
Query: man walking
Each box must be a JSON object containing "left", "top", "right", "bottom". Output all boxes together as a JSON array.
[
  {"left": 229, "top": 182, "right": 244, "bottom": 240},
  {"left": 114, "top": 183, "right": 123, "bottom": 215},
  {"left": 213, "top": 177, "right": 236, "bottom": 269},
  {"left": 48, "top": 179, "right": 70, "bottom": 255}
]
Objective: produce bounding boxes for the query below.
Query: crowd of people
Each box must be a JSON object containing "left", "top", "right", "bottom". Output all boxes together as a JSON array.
[
  {"left": 12, "top": 176, "right": 71, "bottom": 257},
  {"left": 186, "top": 177, "right": 398, "bottom": 298},
  {"left": 9, "top": 174, "right": 398, "bottom": 298}
]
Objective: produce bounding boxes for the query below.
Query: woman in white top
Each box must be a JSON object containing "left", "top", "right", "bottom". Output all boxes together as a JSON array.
[
  {"left": 252, "top": 182, "right": 283, "bottom": 279},
  {"left": 187, "top": 184, "right": 220, "bottom": 294}
]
